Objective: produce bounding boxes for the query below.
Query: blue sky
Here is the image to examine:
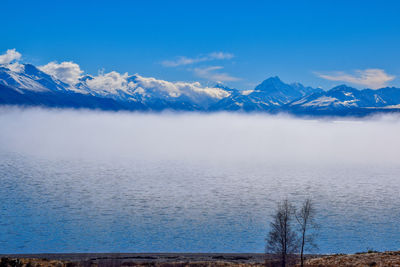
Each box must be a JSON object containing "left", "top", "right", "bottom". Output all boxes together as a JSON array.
[{"left": 2, "top": 0, "right": 400, "bottom": 90}]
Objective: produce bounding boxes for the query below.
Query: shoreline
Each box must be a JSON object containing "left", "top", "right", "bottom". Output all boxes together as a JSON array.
[
  {"left": 2, "top": 252, "right": 400, "bottom": 266},
  {"left": 0, "top": 253, "right": 268, "bottom": 264}
]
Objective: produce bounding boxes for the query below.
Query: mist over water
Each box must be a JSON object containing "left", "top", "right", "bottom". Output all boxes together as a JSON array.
[
  {"left": 2, "top": 107, "right": 400, "bottom": 164},
  {"left": 1, "top": 107, "right": 400, "bottom": 253}
]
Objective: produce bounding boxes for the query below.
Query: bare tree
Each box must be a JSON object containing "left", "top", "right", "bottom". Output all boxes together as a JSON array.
[
  {"left": 296, "top": 198, "right": 318, "bottom": 267},
  {"left": 266, "top": 199, "right": 298, "bottom": 267}
]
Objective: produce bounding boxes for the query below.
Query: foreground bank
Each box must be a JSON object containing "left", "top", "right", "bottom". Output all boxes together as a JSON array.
[{"left": 2, "top": 251, "right": 400, "bottom": 267}]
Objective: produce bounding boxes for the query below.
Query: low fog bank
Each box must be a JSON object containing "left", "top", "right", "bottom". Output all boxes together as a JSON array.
[{"left": 1, "top": 107, "right": 400, "bottom": 165}]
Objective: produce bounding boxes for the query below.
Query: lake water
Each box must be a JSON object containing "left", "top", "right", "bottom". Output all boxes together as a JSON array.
[{"left": 1, "top": 108, "right": 400, "bottom": 254}]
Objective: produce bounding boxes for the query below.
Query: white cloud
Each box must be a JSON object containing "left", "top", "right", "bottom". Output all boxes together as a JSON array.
[
  {"left": 0, "top": 49, "right": 21, "bottom": 64},
  {"left": 86, "top": 71, "right": 130, "bottom": 94},
  {"left": 83, "top": 70, "right": 229, "bottom": 103},
  {"left": 39, "top": 61, "right": 84, "bottom": 85},
  {"left": 208, "top": 52, "right": 234, "bottom": 60},
  {"left": 161, "top": 52, "right": 234, "bottom": 67},
  {"left": 161, "top": 56, "right": 199, "bottom": 67},
  {"left": 193, "top": 66, "right": 240, "bottom": 82},
  {"left": 316, "top": 69, "right": 395, "bottom": 89},
  {"left": 133, "top": 74, "right": 230, "bottom": 100},
  {"left": 0, "top": 48, "right": 230, "bottom": 103}
]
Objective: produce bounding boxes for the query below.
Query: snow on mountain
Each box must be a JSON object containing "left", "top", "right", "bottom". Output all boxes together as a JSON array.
[
  {"left": 289, "top": 85, "right": 400, "bottom": 112},
  {"left": 73, "top": 72, "right": 230, "bottom": 110},
  {"left": 247, "top": 76, "right": 321, "bottom": 105},
  {"left": 290, "top": 85, "right": 362, "bottom": 110},
  {"left": 0, "top": 62, "right": 232, "bottom": 111},
  {"left": 0, "top": 63, "right": 78, "bottom": 94},
  {"left": 210, "top": 77, "right": 322, "bottom": 111},
  {"left": 209, "top": 89, "right": 272, "bottom": 111},
  {"left": 1, "top": 58, "right": 400, "bottom": 115},
  {"left": 0, "top": 65, "right": 49, "bottom": 93}
]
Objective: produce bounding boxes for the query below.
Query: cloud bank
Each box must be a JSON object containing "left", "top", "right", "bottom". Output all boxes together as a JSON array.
[
  {"left": 83, "top": 72, "right": 230, "bottom": 101},
  {"left": 1, "top": 107, "right": 400, "bottom": 165},
  {"left": 39, "top": 61, "right": 84, "bottom": 85},
  {"left": 317, "top": 69, "right": 395, "bottom": 89},
  {"left": 131, "top": 74, "right": 230, "bottom": 99},
  {"left": 85, "top": 71, "right": 130, "bottom": 95}
]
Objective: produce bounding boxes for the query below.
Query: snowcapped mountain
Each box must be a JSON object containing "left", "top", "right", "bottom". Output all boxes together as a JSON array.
[
  {"left": 0, "top": 64, "right": 69, "bottom": 93},
  {"left": 249, "top": 76, "right": 321, "bottom": 105},
  {"left": 289, "top": 85, "right": 400, "bottom": 113},
  {"left": 1, "top": 62, "right": 400, "bottom": 116},
  {"left": 0, "top": 64, "right": 144, "bottom": 110},
  {"left": 0, "top": 64, "right": 231, "bottom": 111},
  {"left": 74, "top": 72, "right": 230, "bottom": 110},
  {"left": 210, "top": 77, "right": 322, "bottom": 111}
]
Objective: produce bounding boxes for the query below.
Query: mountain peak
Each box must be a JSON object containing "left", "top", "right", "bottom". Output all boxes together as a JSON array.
[
  {"left": 262, "top": 76, "right": 283, "bottom": 83},
  {"left": 3, "top": 62, "right": 400, "bottom": 115},
  {"left": 255, "top": 76, "right": 286, "bottom": 91}
]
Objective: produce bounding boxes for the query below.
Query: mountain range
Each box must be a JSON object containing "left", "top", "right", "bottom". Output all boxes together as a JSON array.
[{"left": 1, "top": 63, "right": 400, "bottom": 116}]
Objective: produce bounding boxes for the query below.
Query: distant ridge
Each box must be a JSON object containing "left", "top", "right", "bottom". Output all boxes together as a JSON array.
[{"left": 1, "top": 63, "right": 400, "bottom": 116}]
